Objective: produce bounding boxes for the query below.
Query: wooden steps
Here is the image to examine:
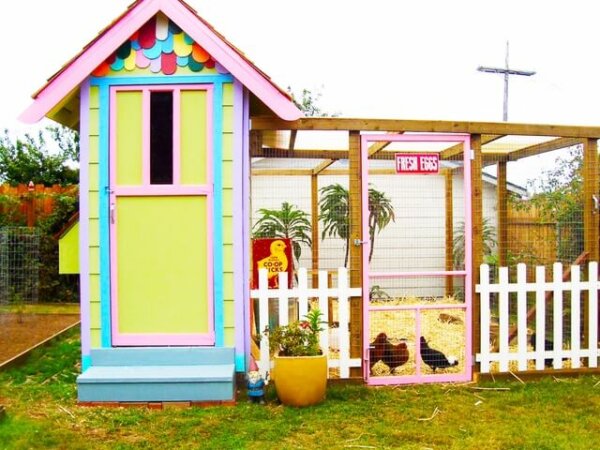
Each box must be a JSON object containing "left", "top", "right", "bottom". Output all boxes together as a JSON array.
[{"left": 77, "top": 347, "right": 235, "bottom": 403}]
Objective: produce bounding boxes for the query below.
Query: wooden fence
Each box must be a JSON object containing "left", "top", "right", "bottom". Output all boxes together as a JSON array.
[
  {"left": 0, "top": 184, "right": 77, "bottom": 226},
  {"left": 507, "top": 206, "right": 557, "bottom": 266},
  {"left": 250, "top": 267, "right": 362, "bottom": 379},
  {"left": 476, "top": 262, "right": 599, "bottom": 373}
]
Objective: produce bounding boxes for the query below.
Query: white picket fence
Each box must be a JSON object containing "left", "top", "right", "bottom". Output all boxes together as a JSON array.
[
  {"left": 250, "top": 267, "right": 362, "bottom": 379},
  {"left": 476, "top": 262, "right": 600, "bottom": 373}
]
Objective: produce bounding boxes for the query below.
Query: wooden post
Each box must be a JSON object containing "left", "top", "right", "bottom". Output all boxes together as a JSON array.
[
  {"left": 445, "top": 169, "right": 454, "bottom": 296},
  {"left": 348, "top": 130, "right": 363, "bottom": 377},
  {"left": 497, "top": 162, "right": 508, "bottom": 267},
  {"left": 471, "top": 135, "right": 484, "bottom": 372},
  {"left": 583, "top": 138, "right": 599, "bottom": 347},
  {"left": 311, "top": 174, "right": 320, "bottom": 288}
]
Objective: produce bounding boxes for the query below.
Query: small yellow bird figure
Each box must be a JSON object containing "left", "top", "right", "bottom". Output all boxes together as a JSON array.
[{"left": 256, "top": 239, "right": 289, "bottom": 288}]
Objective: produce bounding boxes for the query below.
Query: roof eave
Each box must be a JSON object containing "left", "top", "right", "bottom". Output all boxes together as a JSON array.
[{"left": 19, "top": 0, "right": 301, "bottom": 124}]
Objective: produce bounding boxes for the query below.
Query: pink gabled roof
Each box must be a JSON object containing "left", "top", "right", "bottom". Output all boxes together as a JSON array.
[{"left": 20, "top": 0, "right": 302, "bottom": 123}]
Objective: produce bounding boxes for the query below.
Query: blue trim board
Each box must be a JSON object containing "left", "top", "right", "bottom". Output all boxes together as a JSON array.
[
  {"left": 99, "top": 84, "right": 111, "bottom": 348},
  {"left": 213, "top": 82, "right": 224, "bottom": 347},
  {"left": 82, "top": 355, "right": 92, "bottom": 372},
  {"left": 90, "top": 74, "right": 233, "bottom": 87}
]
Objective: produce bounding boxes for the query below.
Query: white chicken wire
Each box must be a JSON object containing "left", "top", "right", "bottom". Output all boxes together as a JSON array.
[{"left": 0, "top": 227, "right": 40, "bottom": 304}]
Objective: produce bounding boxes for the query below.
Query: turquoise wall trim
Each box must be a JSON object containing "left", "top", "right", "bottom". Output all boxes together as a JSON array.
[
  {"left": 99, "top": 84, "right": 111, "bottom": 348},
  {"left": 234, "top": 354, "right": 245, "bottom": 372},
  {"left": 82, "top": 354, "right": 92, "bottom": 372},
  {"left": 97, "top": 76, "right": 227, "bottom": 348},
  {"left": 90, "top": 74, "right": 233, "bottom": 87},
  {"left": 213, "top": 81, "right": 224, "bottom": 347}
]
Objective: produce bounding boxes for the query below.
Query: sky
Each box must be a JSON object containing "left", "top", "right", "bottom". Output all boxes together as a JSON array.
[{"left": 2, "top": 0, "right": 600, "bottom": 186}]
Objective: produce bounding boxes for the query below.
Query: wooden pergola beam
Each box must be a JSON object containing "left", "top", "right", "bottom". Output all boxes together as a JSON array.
[
  {"left": 441, "top": 134, "right": 504, "bottom": 159},
  {"left": 506, "top": 137, "right": 584, "bottom": 161},
  {"left": 252, "top": 147, "right": 397, "bottom": 160},
  {"left": 251, "top": 117, "right": 600, "bottom": 138}
]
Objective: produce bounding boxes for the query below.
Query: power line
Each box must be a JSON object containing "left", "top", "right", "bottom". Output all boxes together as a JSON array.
[{"left": 477, "top": 41, "right": 536, "bottom": 121}]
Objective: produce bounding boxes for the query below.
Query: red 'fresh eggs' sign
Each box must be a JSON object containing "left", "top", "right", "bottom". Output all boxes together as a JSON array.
[{"left": 395, "top": 153, "right": 440, "bottom": 174}]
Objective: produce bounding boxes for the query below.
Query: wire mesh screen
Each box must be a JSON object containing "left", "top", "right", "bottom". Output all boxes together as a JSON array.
[
  {"left": 483, "top": 138, "right": 586, "bottom": 362},
  {"left": 0, "top": 227, "right": 40, "bottom": 304}
]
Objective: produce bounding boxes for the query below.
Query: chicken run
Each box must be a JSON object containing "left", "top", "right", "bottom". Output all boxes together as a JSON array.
[{"left": 251, "top": 119, "right": 600, "bottom": 383}]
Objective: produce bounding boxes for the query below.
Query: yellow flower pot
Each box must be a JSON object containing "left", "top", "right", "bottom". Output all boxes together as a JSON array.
[{"left": 272, "top": 355, "right": 327, "bottom": 407}]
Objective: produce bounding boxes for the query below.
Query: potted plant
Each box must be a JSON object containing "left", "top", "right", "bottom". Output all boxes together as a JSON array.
[{"left": 264, "top": 308, "right": 327, "bottom": 407}]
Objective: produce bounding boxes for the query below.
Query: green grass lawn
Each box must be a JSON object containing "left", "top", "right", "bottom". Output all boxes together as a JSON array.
[
  {"left": 1, "top": 329, "right": 599, "bottom": 450},
  {"left": 0, "top": 303, "right": 79, "bottom": 315}
]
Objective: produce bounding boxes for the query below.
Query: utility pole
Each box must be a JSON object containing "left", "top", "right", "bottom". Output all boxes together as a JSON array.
[{"left": 477, "top": 41, "right": 535, "bottom": 121}]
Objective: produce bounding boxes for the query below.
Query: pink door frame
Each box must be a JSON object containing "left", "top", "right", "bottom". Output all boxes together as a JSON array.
[
  {"left": 360, "top": 133, "right": 473, "bottom": 384},
  {"left": 109, "top": 84, "right": 215, "bottom": 346}
]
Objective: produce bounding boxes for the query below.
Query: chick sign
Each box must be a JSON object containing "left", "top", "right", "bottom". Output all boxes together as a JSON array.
[{"left": 252, "top": 238, "right": 293, "bottom": 289}]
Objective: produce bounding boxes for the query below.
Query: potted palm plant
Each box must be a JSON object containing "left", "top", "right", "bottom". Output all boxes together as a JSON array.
[{"left": 264, "top": 308, "right": 327, "bottom": 407}]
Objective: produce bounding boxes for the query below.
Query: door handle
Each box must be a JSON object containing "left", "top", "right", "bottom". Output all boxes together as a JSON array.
[{"left": 110, "top": 203, "right": 115, "bottom": 224}]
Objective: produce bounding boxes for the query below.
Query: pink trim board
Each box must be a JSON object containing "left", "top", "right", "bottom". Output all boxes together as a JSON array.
[
  {"left": 19, "top": 0, "right": 301, "bottom": 124},
  {"left": 360, "top": 133, "right": 473, "bottom": 385},
  {"left": 109, "top": 84, "right": 214, "bottom": 346}
]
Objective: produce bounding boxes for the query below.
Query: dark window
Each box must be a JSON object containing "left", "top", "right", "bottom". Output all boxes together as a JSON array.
[{"left": 150, "top": 91, "right": 173, "bottom": 184}]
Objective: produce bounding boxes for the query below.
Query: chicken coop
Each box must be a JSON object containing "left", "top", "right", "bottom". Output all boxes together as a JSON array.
[
  {"left": 250, "top": 119, "right": 600, "bottom": 383},
  {"left": 20, "top": 0, "right": 600, "bottom": 405}
]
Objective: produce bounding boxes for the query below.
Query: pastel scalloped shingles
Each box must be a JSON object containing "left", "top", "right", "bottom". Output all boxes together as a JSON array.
[
  {"left": 204, "top": 59, "right": 216, "bottom": 69},
  {"left": 183, "top": 33, "right": 194, "bottom": 45},
  {"left": 124, "top": 51, "right": 137, "bottom": 71},
  {"left": 136, "top": 51, "right": 151, "bottom": 69},
  {"left": 156, "top": 14, "right": 169, "bottom": 40},
  {"left": 188, "top": 58, "right": 203, "bottom": 72},
  {"left": 143, "top": 40, "right": 163, "bottom": 60},
  {"left": 161, "top": 33, "right": 174, "bottom": 54},
  {"left": 173, "top": 32, "right": 193, "bottom": 57},
  {"left": 161, "top": 52, "right": 178, "bottom": 75},
  {"left": 138, "top": 16, "right": 157, "bottom": 49},
  {"left": 116, "top": 41, "right": 132, "bottom": 60},
  {"left": 110, "top": 57, "right": 125, "bottom": 72},
  {"left": 92, "top": 61, "right": 111, "bottom": 77},
  {"left": 149, "top": 57, "right": 162, "bottom": 73},
  {"left": 192, "top": 43, "right": 210, "bottom": 63},
  {"left": 168, "top": 20, "right": 182, "bottom": 34},
  {"left": 176, "top": 55, "right": 189, "bottom": 67}
]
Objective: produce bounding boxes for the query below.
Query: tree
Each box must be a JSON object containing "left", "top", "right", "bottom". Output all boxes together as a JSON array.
[
  {"left": 252, "top": 202, "right": 312, "bottom": 265},
  {"left": 319, "top": 183, "right": 395, "bottom": 266},
  {"left": 0, "top": 126, "right": 79, "bottom": 186},
  {"left": 286, "top": 87, "right": 339, "bottom": 117},
  {"left": 524, "top": 145, "right": 583, "bottom": 263}
]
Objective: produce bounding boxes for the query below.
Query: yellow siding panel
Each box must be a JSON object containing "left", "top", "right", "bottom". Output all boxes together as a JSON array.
[
  {"left": 88, "top": 194, "right": 99, "bottom": 219},
  {"left": 89, "top": 274, "right": 100, "bottom": 303},
  {"left": 222, "top": 83, "right": 234, "bottom": 106},
  {"left": 222, "top": 105, "right": 234, "bottom": 133},
  {"left": 89, "top": 109, "right": 100, "bottom": 136},
  {"left": 223, "top": 301, "right": 235, "bottom": 328},
  {"left": 222, "top": 133, "right": 233, "bottom": 161},
  {"left": 223, "top": 244, "right": 233, "bottom": 273},
  {"left": 90, "top": 301, "right": 101, "bottom": 329},
  {"left": 89, "top": 163, "right": 99, "bottom": 191},
  {"left": 89, "top": 136, "right": 99, "bottom": 164},
  {"left": 90, "top": 329, "right": 101, "bottom": 348},
  {"left": 223, "top": 272, "right": 234, "bottom": 300},
  {"left": 89, "top": 246, "right": 100, "bottom": 275},
  {"left": 223, "top": 327, "right": 235, "bottom": 347},
  {"left": 89, "top": 86, "right": 100, "bottom": 108},
  {"left": 222, "top": 190, "right": 233, "bottom": 217},
  {"left": 222, "top": 163, "right": 233, "bottom": 189},
  {"left": 89, "top": 219, "right": 99, "bottom": 246}
]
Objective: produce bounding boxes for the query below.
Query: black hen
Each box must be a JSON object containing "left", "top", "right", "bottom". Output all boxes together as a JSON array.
[
  {"left": 419, "top": 336, "right": 458, "bottom": 373},
  {"left": 529, "top": 333, "right": 555, "bottom": 367}
]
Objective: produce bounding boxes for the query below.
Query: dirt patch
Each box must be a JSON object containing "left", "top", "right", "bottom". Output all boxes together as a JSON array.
[{"left": 0, "top": 313, "right": 80, "bottom": 364}]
